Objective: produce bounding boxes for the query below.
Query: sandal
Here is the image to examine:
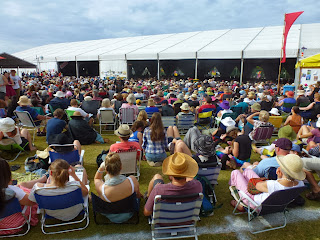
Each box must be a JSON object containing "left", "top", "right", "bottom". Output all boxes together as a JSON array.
[{"left": 306, "top": 191, "right": 320, "bottom": 201}]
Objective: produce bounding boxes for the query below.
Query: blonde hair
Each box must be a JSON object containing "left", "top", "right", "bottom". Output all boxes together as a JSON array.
[
  {"left": 49, "top": 159, "right": 70, "bottom": 188},
  {"left": 104, "top": 152, "right": 122, "bottom": 176},
  {"left": 137, "top": 110, "right": 148, "bottom": 122},
  {"left": 259, "top": 110, "right": 270, "bottom": 122}
]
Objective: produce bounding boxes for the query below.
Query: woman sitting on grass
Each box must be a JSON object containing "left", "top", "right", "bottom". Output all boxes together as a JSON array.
[{"left": 95, "top": 152, "right": 141, "bottom": 223}]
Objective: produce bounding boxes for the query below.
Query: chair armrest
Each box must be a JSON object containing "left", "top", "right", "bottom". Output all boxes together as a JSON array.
[
  {"left": 80, "top": 150, "right": 85, "bottom": 164},
  {"left": 238, "top": 190, "right": 260, "bottom": 208}
]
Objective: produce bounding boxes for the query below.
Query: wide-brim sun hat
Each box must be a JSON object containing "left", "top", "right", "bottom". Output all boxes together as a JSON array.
[
  {"left": 17, "top": 96, "right": 31, "bottom": 106},
  {"left": 177, "top": 94, "right": 184, "bottom": 100},
  {"left": 226, "top": 126, "right": 239, "bottom": 134},
  {"left": 221, "top": 117, "right": 236, "bottom": 127},
  {"left": 180, "top": 102, "right": 190, "bottom": 111},
  {"left": 84, "top": 96, "right": 92, "bottom": 101},
  {"left": 54, "top": 91, "right": 66, "bottom": 98},
  {"left": 0, "top": 117, "right": 16, "bottom": 133},
  {"left": 162, "top": 152, "right": 198, "bottom": 178},
  {"left": 191, "top": 94, "right": 198, "bottom": 99},
  {"left": 276, "top": 154, "right": 306, "bottom": 180},
  {"left": 297, "top": 90, "right": 305, "bottom": 96},
  {"left": 219, "top": 100, "right": 230, "bottom": 110},
  {"left": 278, "top": 125, "right": 296, "bottom": 141},
  {"left": 251, "top": 103, "right": 261, "bottom": 112},
  {"left": 115, "top": 124, "right": 132, "bottom": 138},
  {"left": 148, "top": 99, "right": 155, "bottom": 106},
  {"left": 269, "top": 108, "right": 280, "bottom": 116}
]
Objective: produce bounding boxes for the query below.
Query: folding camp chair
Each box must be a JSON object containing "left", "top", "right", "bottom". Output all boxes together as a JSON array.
[
  {"left": 251, "top": 125, "right": 274, "bottom": 145},
  {"left": 49, "top": 144, "right": 84, "bottom": 165},
  {"left": 117, "top": 149, "right": 141, "bottom": 181},
  {"left": 64, "top": 109, "right": 75, "bottom": 121},
  {"left": 81, "top": 100, "right": 100, "bottom": 117},
  {"left": 177, "top": 114, "right": 195, "bottom": 134},
  {"left": 231, "top": 186, "right": 306, "bottom": 234},
  {"left": 34, "top": 187, "right": 89, "bottom": 234},
  {"left": 268, "top": 116, "right": 283, "bottom": 136},
  {"left": 0, "top": 138, "right": 28, "bottom": 162},
  {"left": 91, "top": 192, "right": 139, "bottom": 224},
  {"left": 161, "top": 116, "right": 176, "bottom": 128},
  {"left": 173, "top": 103, "right": 182, "bottom": 115},
  {"left": 99, "top": 109, "right": 117, "bottom": 134},
  {"left": 196, "top": 110, "right": 214, "bottom": 130},
  {"left": 0, "top": 198, "right": 31, "bottom": 238},
  {"left": 119, "top": 108, "right": 136, "bottom": 125},
  {"left": 14, "top": 110, "right": 45, "bottom": 143},
  {"left": 150, "top": 193, "right": 203, "bottom": 240},
  {"left": 197, "top": 162, "right": 222, "bottom": 204}
]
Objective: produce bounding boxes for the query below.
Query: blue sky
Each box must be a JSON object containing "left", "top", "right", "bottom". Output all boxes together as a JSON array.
[{"left": 1, "top": 0, "right": 319, "bottom": 54}]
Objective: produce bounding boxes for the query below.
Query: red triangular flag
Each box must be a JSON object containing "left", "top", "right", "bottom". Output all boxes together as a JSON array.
[
  {"left": 0, "top": 56, "right": 6, "bottom": 60},
  {"left": 281, "top": 11, "right": 304, "bottom": 63}
]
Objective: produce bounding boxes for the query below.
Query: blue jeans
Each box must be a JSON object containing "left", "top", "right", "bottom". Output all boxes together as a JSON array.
[{"left": 145, "top": 152, "right": 167, "bottom": 162}]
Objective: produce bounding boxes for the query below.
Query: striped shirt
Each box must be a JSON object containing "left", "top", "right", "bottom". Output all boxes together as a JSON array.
[{"left": 142, "top": 127, "right": 168, "bottom": 154}]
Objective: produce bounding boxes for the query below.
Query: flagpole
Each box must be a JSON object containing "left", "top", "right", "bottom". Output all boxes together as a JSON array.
[{"left": 277, "top": 14, "right": 286, "bottom": 94}]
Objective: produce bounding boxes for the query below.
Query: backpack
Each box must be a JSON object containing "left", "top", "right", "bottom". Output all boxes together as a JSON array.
[
  {"left": 96, "top": 150, "right": 109, "bottom": 167},
  {"left": 195, "top": 175, "right": 216, "bottom": 216}
]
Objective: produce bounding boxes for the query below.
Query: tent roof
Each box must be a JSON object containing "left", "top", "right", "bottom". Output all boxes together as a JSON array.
[
  {"left": 295, "top": 53, "right": 320, "bottom": 68},
  {"left": 12, "top": 23, "right": 320, "bottom": 64},
  {"left": 0, "top": 52, "right": 36, "bottom": 68}
]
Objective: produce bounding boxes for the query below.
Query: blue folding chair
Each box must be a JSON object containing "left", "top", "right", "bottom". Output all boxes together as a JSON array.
[
  {"left": 34, "top": 188, "right": 89, "bottom": 234},
  {"left": 177, "top": 114, "right": 195, "bottom": 134},
  {"left": 0, "top": 198, "right": 31, "bottom": 238},
  {"left": 150, "top": 193, "right": 203, "bottom": 240},
  {"left": 49, "top": 144, "right": 84, "bottom": 165}
]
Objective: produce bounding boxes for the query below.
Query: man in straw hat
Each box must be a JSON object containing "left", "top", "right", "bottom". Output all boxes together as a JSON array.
[
  {"left": 16, "top": 95, "right": 51, "bottom": 136},
  {"left": 144, "top": 152, "right": 202, "bottom": 216},
  {"left": 229, "top": 154, "right": 305, "bottom": 211}
]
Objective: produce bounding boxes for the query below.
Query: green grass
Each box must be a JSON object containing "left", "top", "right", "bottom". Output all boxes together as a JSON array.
[{"left": 2, "top": 129, "right": 320, "bottom": 240}]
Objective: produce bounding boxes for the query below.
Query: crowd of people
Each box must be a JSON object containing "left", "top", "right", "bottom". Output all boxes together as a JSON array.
[{"left": 1, "top": 70, "right": 320, "bottom": 235}]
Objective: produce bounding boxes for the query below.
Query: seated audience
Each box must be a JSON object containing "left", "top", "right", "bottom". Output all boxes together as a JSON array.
[{"left": 46, "top": 108, "right": 67, "bottom": 144}]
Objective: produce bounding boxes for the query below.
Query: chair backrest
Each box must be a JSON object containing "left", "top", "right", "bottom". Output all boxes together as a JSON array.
[
  {"left": 268, "top": 116, "right": 283, "bottom": 129},
  {"left": 65, "top": 109, "right": 75, "bottom": 121},
  {"left": 14, "top": 111, "right": 36, "bottom": 128},
  {"left": 151, "top": 193, "right": 203, "bottom": 225},
  {"left": 0, "top": 108, "right": 6, "bottom": 118},
  {"left": 48, "top": 104, "right": 57, "bottom": 114},
  {"left": 198, "top": 111, "right": 213, "bottom": 119},
  {"left": 173, "top": 103, "right": 182, "bottom": 115},
  {"left": 177, "top": 114, "right": 195, "bottom": 130},
  {"left": 99, "top": 109, "right": 114, "bottom": 124},
  {"left": 197, "top": 164, "right": 221, "bottom": 185},
  {"left": 81, "top": 100, "right": 100, "bottom": 115},
  {"left": 222, "top": 112, "right": 238, "bottom": 120},
  {"left": 252, "top": 125, "right": 274, "bottom": 141},
  {"left": 31, "top": 107, "right": 45, "bottom": 115},
  {"left": 259, "top": 187, "right": 306, "bottom": 216},
  {"left": 0, "top": 197, "right": 22, "bottom": 218},
  {"left": 162, "top": 116, "right": 176, "bottom": 128},
  {"left": 267, "top": 167, "right": 277, "bottom": 180},
  {"left": 120, "top": 108, "right": 135, "bottom": 124},
  {"left": 91, "top": 192, "right": 138, "bottom": 215},
  {"left": 117, "top": 150, "right": 140, "bottom": 175},
  {"left": 49, "top": 144, "right": 80, "bottom": 164},
  {"left": 34, "top": 187, "right": 84, "bottom": 211}
]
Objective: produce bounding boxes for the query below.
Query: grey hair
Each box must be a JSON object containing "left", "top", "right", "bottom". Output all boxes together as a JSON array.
[{"left": 280, "top": 167, "right": 295, "bottom": 181}]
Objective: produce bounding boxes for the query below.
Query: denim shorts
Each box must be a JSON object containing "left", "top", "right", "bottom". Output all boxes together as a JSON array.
[{"left": 145, "top": 152, "right": 167, "bottom": 162}]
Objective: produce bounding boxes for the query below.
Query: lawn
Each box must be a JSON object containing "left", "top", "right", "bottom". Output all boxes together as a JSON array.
[{"left": 2, "top": 128, "right": 320, "bottom": 240}]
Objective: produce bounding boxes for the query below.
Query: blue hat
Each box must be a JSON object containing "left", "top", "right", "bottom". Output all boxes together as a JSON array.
[{"left": 291, "top": 144, "right": 301, "bottom": 153}]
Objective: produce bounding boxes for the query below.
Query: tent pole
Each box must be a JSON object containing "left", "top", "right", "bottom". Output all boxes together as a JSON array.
[
  {"left": 195, "top": 52, "right": 198, "bottom": 79},
  {"left": 17, "top": 66, "right": 19, "bottom": 76},
  {"left": 75, "top": 57, "right": 79, "bottom": 79},
  {"left": 240, "top": 51, "right": 244, "bottom": 85},
  {"left": 157, "top": 54, "right": 160, "bottom": 80}
]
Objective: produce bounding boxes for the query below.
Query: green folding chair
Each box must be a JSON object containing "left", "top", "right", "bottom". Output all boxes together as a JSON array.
[{"left": 0, "top": 138, "right": 28, "bottom": 162}]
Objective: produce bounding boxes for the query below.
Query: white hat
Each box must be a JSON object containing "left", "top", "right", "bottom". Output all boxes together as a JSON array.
[
  {"left": 269, "top": 108, "right": 280, "bottom": 116},
  {"left": 54, "top": 91, "right": 65, "bottom": 98},
  {"left": 84, "top": 96, "right": 92, "bottom": 101},
  {"left": 221, "top": 117, "right": 236, "bottom": 127},
  {"left": 180, "top": 102, "right": 190, "bottom": 111},
  {"left": 0, "top": 117, "right": 16, "bottom": 133},
  {"left": 316, "top": 118, "right": 320, "bottom": 128}
]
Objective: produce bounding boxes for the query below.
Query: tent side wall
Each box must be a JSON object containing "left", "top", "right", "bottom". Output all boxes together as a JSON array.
[{"left": 99, "top": 60, "right": 127, "bottom": 78}]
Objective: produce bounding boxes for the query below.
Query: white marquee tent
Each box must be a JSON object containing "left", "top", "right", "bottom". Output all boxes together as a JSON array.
[{"left": 13, "top": 23, "right": 320, "bottom": 80}]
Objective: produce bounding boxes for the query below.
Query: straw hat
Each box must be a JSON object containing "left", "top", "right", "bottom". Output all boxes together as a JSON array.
[
  {"left": 17, "top": 96, "right": 31, "bottom": 106},
  {"left": 84, "top": 96, "right": 92, "bottom": 101},
  {"left": 191, "top": 94, "right": 198, "bottom": 99},
  {"left": 221, "top": 117, "right": 236, "bottom": 127},
  {"left": 54, "top": 91, "right": 65, "bottom": 98},
  {"left": 162, "top": 152, "right": 198, "bottom": 178},
  {"left": 177, "top": 94, "right": 184, "bottom": 100},
  {"left": 126, "top": 93, "right": 136, "bottom": 104},
  {"left": 148, "top": 99, "right": 155, "bottom": 107},
  {"left": 251, "top": 103, "right": 261, "bottom": 112},
  {"left": 71, "top": 111, "right": 83, "bottom": 119},
  {"left": 180, "top": 102, "right": 190, "bottom": 111},
  {"left": 278, "top": 125, "right": 296, "bottom": 141},
  {"left": 0, "top": 117, "right": 15, "bottom": 133},
  {"left": 269, "top": 108, "right": 280, "bottom": 116},
  {"left": 115, "top": 124, "right": 132, "bottom": 138},
  {"left": 276, "top": 154, "right": 306, "bottom": 180},
  {"left": 226, "top": 126, "right": 238, "bottom": 134},
  {"left": 297, "top": 90, "right": 305, "bottom": 96}
]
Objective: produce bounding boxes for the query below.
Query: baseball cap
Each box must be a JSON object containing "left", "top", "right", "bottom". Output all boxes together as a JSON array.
[{"left": 273, "top": 138, "right": 292, "bottom": 150}]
